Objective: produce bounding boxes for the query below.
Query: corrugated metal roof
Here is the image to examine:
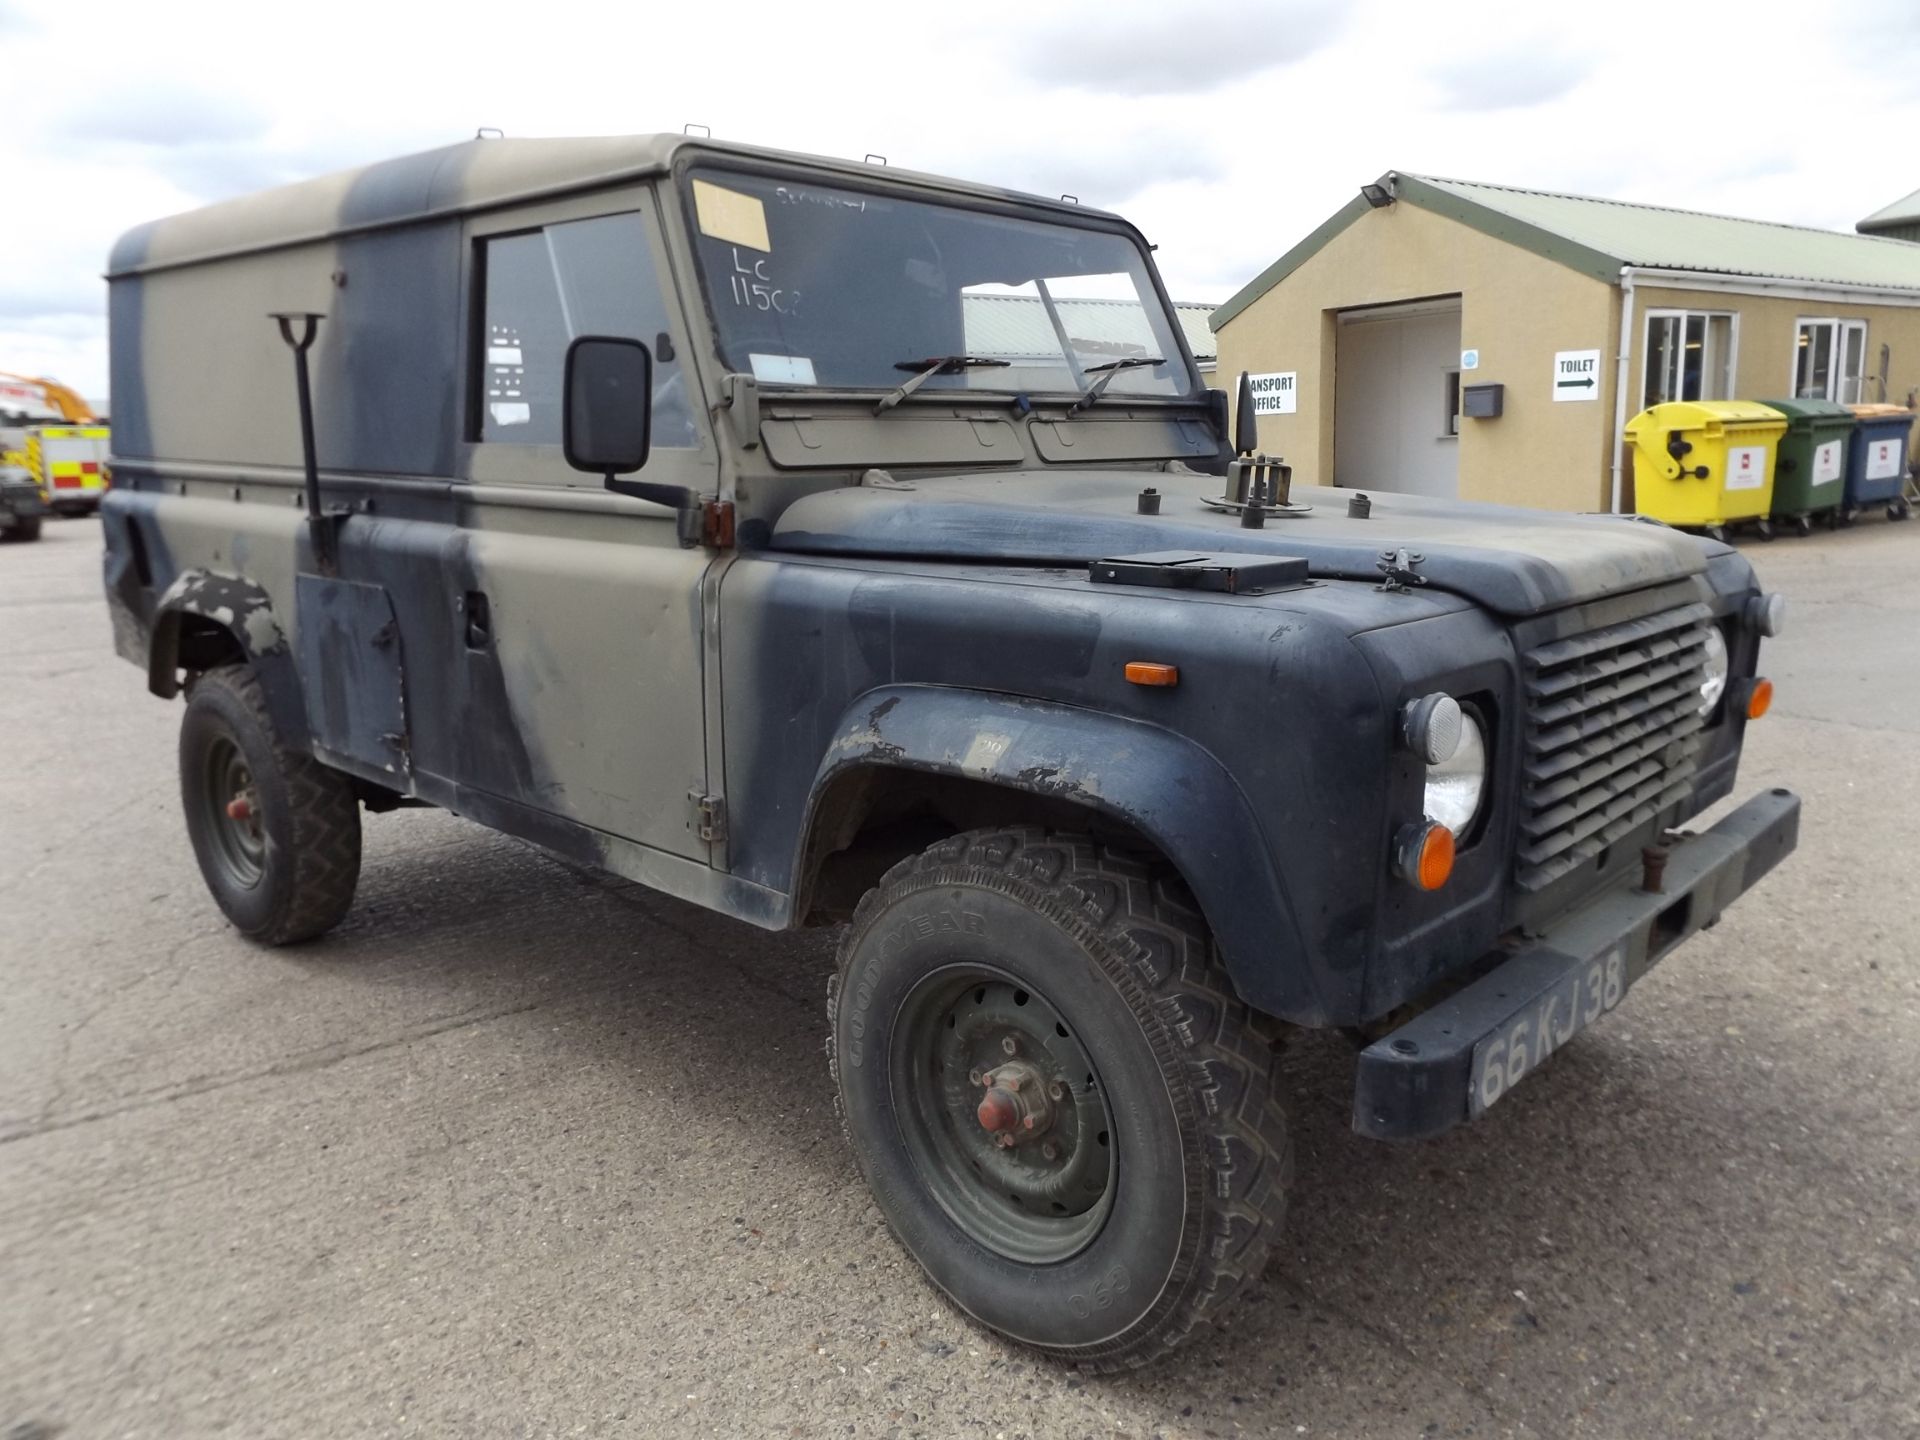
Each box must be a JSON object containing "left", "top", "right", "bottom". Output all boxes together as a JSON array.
[
  {"left": 1175, "top": 303, "right": 1218, "bottom": 361},
  {"left": 1214, "top": 170, "right": 1920, "bottom": 332},
  {"left": 962, "top": 296, "right": 1216, "bottom": 361},
  {"left": 1413, "top": 174, "right": 1920, "bottom": 291},
  {"left": 1858, "top": 184, "right": 1920, "bottom": 233}
]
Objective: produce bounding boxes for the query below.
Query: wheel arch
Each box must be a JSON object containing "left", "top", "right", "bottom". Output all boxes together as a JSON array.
[
  {"left": 149, "top": 569, "right": 310, "bottom": 746},
  {"left": 791, "top": 685, "right": 1327, "bottom": 1024}
]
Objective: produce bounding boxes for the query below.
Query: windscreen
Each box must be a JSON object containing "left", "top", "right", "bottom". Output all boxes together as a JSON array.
[{"left": 685, "top": 168, "right": 1194, "bottom": 402}]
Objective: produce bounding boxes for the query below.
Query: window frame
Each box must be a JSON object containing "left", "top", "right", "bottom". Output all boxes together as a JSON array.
[
  {"left": 1792, "top": 317, "right": 1868, "bottom": 403},
  {"left": 457, "top": 185, "right": 714, "bottom": 492},
  {"left": 671, "top": 155, "right": 1204, "bottom": 405},
  {"left": 1641, "top": 307, "right": 1739, "bottom": 408}
]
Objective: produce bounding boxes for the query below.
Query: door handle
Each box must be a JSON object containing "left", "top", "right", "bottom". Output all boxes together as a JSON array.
[{"left": 463, "top": 591, "right": 490, "bottom": 649}]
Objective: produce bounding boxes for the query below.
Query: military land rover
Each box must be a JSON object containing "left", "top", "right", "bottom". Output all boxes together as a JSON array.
[{"left": 102, "top": 135, "right": 1799, "bottom": 1369}]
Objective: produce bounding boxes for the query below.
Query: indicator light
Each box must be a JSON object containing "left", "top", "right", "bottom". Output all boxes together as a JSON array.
[
  {"left": 1124, "top": 661, "right": 1179, "bottom": 688},
  {"left": 1395, "top": 821, "right": 1456, "bottom": 892}
]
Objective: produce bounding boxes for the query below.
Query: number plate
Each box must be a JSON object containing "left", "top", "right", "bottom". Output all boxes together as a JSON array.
[{"left": 1470, "top": 946, "right": 1626, "bottom": 1115}]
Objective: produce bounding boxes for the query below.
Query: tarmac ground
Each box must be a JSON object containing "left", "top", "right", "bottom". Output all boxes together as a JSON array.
[{"left": 2, "top": 515, "right": 1915, "bottom": 1438}]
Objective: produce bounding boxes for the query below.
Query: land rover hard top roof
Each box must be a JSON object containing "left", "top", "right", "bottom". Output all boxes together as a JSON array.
[{"left": 106, "top": 134, "right": 1123, "bottom": 278}]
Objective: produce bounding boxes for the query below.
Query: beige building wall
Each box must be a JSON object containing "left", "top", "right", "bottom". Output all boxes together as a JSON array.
[
  {"left": 1625, "top": 284, "right": 1920, "bottom": 410},
  {"left": 1214, "top": 203, "right": 1618, "bottom": 511}
]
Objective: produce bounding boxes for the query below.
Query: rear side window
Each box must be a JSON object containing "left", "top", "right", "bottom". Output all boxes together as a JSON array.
[{"left": 478, "top": 211, "right": 698, "bottom": 447}]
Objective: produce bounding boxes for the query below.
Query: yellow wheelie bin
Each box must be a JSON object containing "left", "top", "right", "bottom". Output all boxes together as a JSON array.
[{"left": 1623, "top": 400, "right": 1788, "bottom": 541}]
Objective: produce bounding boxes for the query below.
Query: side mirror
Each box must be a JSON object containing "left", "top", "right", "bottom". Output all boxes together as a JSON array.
[
  {"left": 564, "top": 335, "right": 653, "bottom": 479},
  {"left": 1234, "top": 370, "right": 1259, "bottom": 456}
]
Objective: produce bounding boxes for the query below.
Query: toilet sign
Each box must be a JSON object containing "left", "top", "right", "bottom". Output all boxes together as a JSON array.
[{"left": 1553, "top": 349, "right": 1601, "bottom": 402}]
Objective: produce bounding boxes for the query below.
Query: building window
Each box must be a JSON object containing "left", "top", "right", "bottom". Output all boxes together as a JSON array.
[
  {"left": 1443, "top": 369, "right": 1460, "bottom": 437},
  {"left": 1643, "top": 310, "right": 1736, "bottom": 408},
  {"left": 477, "top": 211, "right": 697, "bottom": 447},
  {"left": 1794, "top": 318, "right": 1867, "bottom": 403}
]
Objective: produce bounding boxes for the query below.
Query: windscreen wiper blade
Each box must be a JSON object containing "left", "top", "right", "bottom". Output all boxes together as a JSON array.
[
  {"left": 1069, "top": 356, "right": 1165, "bottom": 415},
  {"left": 875, "top": 355, "right": 1011, "bottom": 414}
]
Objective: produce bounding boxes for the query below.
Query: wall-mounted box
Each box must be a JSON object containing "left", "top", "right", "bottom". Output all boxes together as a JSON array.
[{"left": 1463, "top": 383, "right": 1504, "bottom": 419}]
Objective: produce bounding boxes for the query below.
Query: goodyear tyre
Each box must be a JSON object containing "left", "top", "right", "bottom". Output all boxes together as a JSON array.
[
  {"left": 179, "top": 664, "right": 361, "bottom": 944},
  {"left": 829, "top": 828, "right": 1291, "bottom": 1369}
]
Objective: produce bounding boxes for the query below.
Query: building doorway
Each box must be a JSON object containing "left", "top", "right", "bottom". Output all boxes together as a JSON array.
[{"left": 1334, "top": 298, "right": 1463, "bottom": 499}]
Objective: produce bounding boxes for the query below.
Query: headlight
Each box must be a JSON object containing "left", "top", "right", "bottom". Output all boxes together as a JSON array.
[
  {"left": 1424, "top": 710, "right": 1487, "bottom": 834},
  {"left": 1699, "top": 626, "right": 1729, "bottom": 716}
]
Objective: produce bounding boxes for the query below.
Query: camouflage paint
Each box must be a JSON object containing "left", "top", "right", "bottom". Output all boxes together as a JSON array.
[{"left": 101, "top": 135, "right": 1776, "bottom": 1027}]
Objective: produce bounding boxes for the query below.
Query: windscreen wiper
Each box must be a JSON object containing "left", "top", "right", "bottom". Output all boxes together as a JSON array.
[
  {"left": 875, "top": 355, "right": 1011, "bottom": 414},
  {"left": 1069, "top": 356, "right": 1165, "bottom": 415}
]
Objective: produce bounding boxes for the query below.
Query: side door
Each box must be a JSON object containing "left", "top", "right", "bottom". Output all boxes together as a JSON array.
[{"left": 449, "top": 187, "right": 718, "bottom": 862}]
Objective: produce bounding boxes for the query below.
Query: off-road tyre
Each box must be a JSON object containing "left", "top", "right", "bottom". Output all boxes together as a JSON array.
[
  {"left": 828, "top": 827, "right": 1292, "bottom": 1370},
  {"left": 179, "top": 663, "right": 361, "bottom": 944},
  {"left": 0, "top": 516, "right": 40, "bottom": 542}
]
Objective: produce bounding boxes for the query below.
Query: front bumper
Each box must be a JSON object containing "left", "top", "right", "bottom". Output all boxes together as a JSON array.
[
  {"left": 1354, "top": 787, "right": 1800, "bottom": 1141},
  {"left": 1, "top": 482, "right": 47, "bottom": 521}
]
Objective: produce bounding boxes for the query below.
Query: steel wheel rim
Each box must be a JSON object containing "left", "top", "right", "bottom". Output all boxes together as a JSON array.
[
  {"left": 202, "top": 734, "right": 265, "bottom": 889},
  {"left": 890, "top": 965, "right": 1116, "bottom": 1264}
]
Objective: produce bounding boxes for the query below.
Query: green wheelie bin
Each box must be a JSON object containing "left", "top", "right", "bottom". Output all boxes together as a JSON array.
[{"left": 1759, "top": 398, "right": 1853, "bottom": 535}]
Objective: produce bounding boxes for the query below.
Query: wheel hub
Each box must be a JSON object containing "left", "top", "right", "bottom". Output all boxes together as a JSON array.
[
  {"left": 893, "top": 971, "right": 1116, "bottom": 1263},
  {"left": 974, "top": 1059, "right": 1056, "bottom": 1144},
  {"left": 202, "top": 736, "right": 265, "bottom": 887}
]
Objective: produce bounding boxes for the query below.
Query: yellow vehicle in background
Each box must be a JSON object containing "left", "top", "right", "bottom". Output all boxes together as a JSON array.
[{"left": 0, "top": 372, "right": 110, "bottom": 516}]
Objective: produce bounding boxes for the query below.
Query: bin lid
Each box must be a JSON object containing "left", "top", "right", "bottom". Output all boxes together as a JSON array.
[
  {"left": 1624, "top": 399, "right": 1787, "bottom": 436},
  {"left": 1756, "top": 397, "right": 1854, "bottom": 426},
  {"left": 1844, "top": 403, "right": 1914, "bottom": 420}
]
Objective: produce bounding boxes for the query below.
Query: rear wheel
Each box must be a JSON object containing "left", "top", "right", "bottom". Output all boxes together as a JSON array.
[
  {"left": 0, "top": 516, "right": 39, "bottom": 542},
  {"left": 180, "top": 664, "right": 361, "bottom": 944},
  {"left": 829, "top": 828, "right": 1292, "bottom": 1370},
  {"left": 1794, "top": 515, "right": 1813, "bottom": 538}
]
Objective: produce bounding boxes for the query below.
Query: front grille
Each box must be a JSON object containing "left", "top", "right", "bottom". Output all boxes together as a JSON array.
[{"left": 1516, "top": 602, "right": 1712, "bottom": 891}]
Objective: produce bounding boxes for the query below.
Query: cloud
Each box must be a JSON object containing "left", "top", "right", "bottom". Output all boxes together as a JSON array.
[
  {"left": 57, "top": 87, "right": 270, "bottom": 147},
  {"left": 1017, "top": 0, "right": 1346, "bottom": 95},
  {"left": 1428, "top": 47, "right": 1595, "bottom": 111},
  {"left": 0, "top": 275, "right": 103, "bottom": 324},
  {"left": 946, "top": 143, "right": 1229, "bottom": 211}
]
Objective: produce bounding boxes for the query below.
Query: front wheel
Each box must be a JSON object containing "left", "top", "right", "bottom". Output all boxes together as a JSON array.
[
  {"left": 180, "top": 664, "right": 362, "bottom": 944},
  {"left": 829, "top": 829, "right": 1292, "bottom": 1370}
]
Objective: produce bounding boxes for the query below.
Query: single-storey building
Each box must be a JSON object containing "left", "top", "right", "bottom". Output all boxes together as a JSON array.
[
  {"left": 1858, "top": 187, "right": 1920, "bottom": 244},
  {"left": 1210, "top": 172, "right": 1920, "bottom": 512}
]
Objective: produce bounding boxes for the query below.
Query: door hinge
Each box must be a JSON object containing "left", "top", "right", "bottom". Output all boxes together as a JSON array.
[{"left": 690, "top": 791, "right": 727, "bottom": 843}]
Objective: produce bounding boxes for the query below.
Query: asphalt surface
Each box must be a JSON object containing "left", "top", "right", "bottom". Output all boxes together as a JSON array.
[{"left": 2, "top": 516, "right": 1915, "bottom": 1440}]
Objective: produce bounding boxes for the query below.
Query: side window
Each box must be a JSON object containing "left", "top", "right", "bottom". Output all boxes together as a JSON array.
[{"left": 478, "top": 211, "right": 698, "bottom": 448}]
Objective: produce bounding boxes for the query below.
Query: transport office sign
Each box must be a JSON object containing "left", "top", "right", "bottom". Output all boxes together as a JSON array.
[{"left": 1247, "top": 371, "right": 1298, "bottom": 415}]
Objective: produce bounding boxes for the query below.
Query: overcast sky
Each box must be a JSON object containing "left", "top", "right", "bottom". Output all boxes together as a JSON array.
[{"left": 4, "top": 0, "right": 1917, "bottom": 400}]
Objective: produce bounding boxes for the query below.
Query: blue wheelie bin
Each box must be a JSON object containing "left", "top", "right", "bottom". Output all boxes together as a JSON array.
[{"left": 1841, "top": 404, "right": 1915, "bottom": 524}]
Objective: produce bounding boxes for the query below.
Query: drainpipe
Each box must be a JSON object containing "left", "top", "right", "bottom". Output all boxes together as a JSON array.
[{"left": 1609, "top": 266, "right": 1640, "bottom": 514}]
